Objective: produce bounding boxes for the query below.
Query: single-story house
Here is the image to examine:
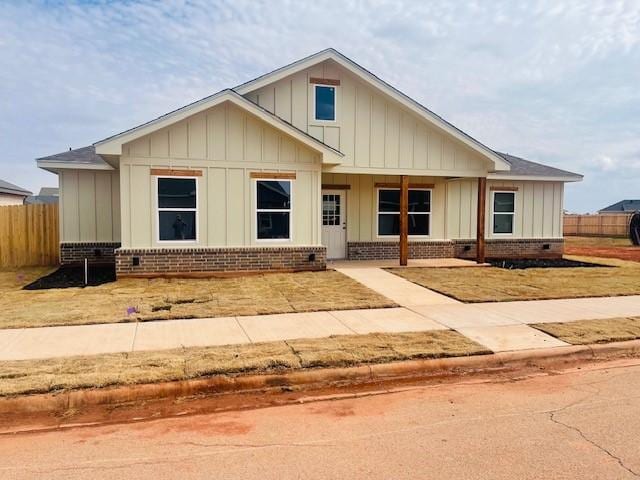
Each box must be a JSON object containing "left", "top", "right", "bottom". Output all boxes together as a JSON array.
[
  {"left": 25, "top": 186, "right": 59, "bottom": 205},
  {"left": 36, "top": 49, "right": 582, "bottom": 277},
  {"left": 599, "top": 200, "right": 640, "bottom": 213},
  {"left": 0, "top": 179, "right": 32, "bottom": 206}
]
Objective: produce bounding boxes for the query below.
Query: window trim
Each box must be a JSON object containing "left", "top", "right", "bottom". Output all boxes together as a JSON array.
[
  {"left": 312, "top": 84, "right": 338, "bottom": 123},
  {"left": 375, "top": 187, "right": 432, "bottom": 239},
  {"left": 155, "top": 175, "right": 199, "bottom": 244},
  {"left": 491, "top": 190, "right": 516, "bottom": 236},
  {"left": 254, "top": 178, "right": 293, "bottom": 243}
]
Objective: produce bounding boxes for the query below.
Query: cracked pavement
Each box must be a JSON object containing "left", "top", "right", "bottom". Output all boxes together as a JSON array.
[{"left": 2, "top": 360, "right": 640, "bottom": 479}]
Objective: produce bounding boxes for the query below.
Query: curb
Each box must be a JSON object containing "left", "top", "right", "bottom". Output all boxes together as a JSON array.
[{"left": 2, "top": 340, "right": 640, "bottom": 415}]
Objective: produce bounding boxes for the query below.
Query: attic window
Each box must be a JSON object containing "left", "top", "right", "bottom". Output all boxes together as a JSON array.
[{"left": 314, "top": 85, "right": 336, "bottom": 121}]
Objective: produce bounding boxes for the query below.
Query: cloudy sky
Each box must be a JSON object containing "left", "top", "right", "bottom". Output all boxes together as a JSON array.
[{"left": 1, "top": 0, "right": 638, "bottom": 212}]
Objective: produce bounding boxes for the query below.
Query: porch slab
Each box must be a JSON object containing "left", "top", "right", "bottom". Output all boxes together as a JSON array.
[
  {"left": 132, "top": 317, "right": 249, "bottom": 352},
  {"left": 329, "top": 258, "right": 481, "bottom": 269},
  {"left": 335, "top": 267, "right": 459, "bottom": 306},
  {"left": 455, "top": 324, "right": 569, "bottom": 352},
  {"left": 0, "top": 323, "right": 137, "bottom": 361},
  {"left": 237, "top": 311, "right": 355, "bottom": 343},
  {"left": 329, "top": 307, "right": 447, "bottom": 334}
]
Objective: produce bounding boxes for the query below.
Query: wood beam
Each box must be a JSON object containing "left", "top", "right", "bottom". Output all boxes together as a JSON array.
[
  {"left": 309, "top": 77, "right": 341, "bottom": 86},
  {"left": 399, "top": 175, "right": 409, "bottom": 266},
  {"left": 476, "top": 177, "right": 487, "bottom": 263},
  {"left": 321, "top": 184, "right": 351, "bottom": 190},
  {"left": 374, "top": 182, "right": 435, "bottom": 189},
  {"left": 150, "top": 168, "right": 202, "bottom": 177},
  {"left": 249, "top": 172, "right": 297, "bottom": 180}
]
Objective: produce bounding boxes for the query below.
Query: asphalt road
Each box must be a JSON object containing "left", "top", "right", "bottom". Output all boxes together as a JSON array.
[{"left": 2, "top": 360, "right": 640, "bottom": 479}]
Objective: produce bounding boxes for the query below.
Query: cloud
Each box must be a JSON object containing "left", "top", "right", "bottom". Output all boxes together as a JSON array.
[{"left": 0, "top": 0, "right": 639, "bottom": 213}]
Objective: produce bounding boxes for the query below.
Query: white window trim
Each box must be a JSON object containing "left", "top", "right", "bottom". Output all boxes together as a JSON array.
[
  {"left": 155, "top": 175, "right": 199, "bottom": 244},
  {"left": 491, "top": 190, "right": 516, "bottom": 236},
  {"left": 254, "top": 178, "right": 293, "bottom": 243},
  {"left": 312, "top": 84, "right": 338, "bottom": 123},
  {"left": 375, "top": 187, "right": 432, "bottom": 239}
]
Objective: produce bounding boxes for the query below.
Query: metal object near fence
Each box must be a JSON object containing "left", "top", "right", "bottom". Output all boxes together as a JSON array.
[{"left": 630, "top": 212, "right": 640, "bottom": 246}]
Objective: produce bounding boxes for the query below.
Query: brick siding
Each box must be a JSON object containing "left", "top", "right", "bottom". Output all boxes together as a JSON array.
[
  {"left": 347, "top": 241, "right": 455, "bottom": 260},
  {"left": 60, "top": 242, "right": 121, "bottom": 265},
  {"left": 348, "top": 239, "right": 564, "bottom": 261},
  {"left": 115, "top": 246, "right": 326, "bottom": 276},
  {"left": 454, "top": 238, "right": 564, "bottom": 259}
]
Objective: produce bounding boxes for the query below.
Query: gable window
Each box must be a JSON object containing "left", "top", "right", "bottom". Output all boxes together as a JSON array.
[
  {"left": 157, "top": 177, "right": 197, "bottom": 241},
  {"left": 314, "top": 85, "right": 336, "bottom": 121},
  {"left": 256, "top": 180, "right": 292, "bottom": 240},
  {"left": 377, "top": 188, "right": 431, "bottom": 236},
  {"left": 492, "top": 191, "right": 515, "bottom": 234}
]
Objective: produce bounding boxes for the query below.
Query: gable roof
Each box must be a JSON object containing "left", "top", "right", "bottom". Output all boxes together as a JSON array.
[
  {"left": 235, "top": 48, "right": 511, "bottom": 172},
  {"left": 93, "top": 89, "right": 343, "bottom": 164},
  {"left": 0, "top": 179, "right": 31, "bottom": 197},
  {"left": 490, "top": 152, "right": 582, "bottom": 182},
  {"left": 599, "top": 200, "right": 640, "bottom": 213},
  {"left": 36, "top": 48, "right": 583, "bottom": 182}
]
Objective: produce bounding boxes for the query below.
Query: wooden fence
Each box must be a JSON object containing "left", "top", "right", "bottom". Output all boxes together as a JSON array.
[
  {"left": 0, "top": 204, "right": 59, "bottom": 267},
  {"left": 564, "top": 213, "right": 632, "bottom": 237}
]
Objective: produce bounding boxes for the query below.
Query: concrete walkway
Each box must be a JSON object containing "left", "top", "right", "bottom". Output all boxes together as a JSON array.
[
  {"left": 2, "top": 295, "right": 640, "bottom": 361},
  {"left": 334, "top": 266, "right": 460, "bottom": 306}
]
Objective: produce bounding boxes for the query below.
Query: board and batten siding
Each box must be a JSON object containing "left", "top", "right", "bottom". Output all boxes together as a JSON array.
[
  {"left": 119, "top": 101, "right": 322, "bottom": 249},
  {"left": 486, "top": 180, "right": 563, "bottom": 239},
  {"left": 59, "top": 170, "right": 121, "bottom": 242},
  {"left": 246, "top": 59, "right": 491, "bottom": 176},
  {"left": 322, "top": 174, "right": 563, "bottom": 241}
]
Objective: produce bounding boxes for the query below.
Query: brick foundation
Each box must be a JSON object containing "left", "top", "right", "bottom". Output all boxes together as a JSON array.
[
  {"left": 60, "top": 242, "right": 121, "bottom": 265},
  {"left": 347, "top": 241, "right": 455, "bottom": 260},
  {"left": 347, "top": 239, "right": 564, "bottom": 261},
  {"left": 454, "top": 238, "right": 564, "bottom": 260},
  {"left": 115, "top": 246, "right": 327, "bottom": 277}
]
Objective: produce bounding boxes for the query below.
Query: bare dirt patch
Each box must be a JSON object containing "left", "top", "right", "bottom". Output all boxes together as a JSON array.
[
  {"left": 0, "top": 330, "right": 488, "bottom": 397},
  {"left": 0, "top": 268, "right": 395, "bottom": 329},
  {"left": 387, "top": 256, "right": 640, "bottom": 302},
  {"left": 564, "top": 236, "right": 640, "bottom": 262},
  {"left": 532, "top": 317, "right": 640, "bottom": 345}
]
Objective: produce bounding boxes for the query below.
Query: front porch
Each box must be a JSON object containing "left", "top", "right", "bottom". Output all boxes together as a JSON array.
[{"left": 321, "top": 172, "right": 487, "bottom": 265}]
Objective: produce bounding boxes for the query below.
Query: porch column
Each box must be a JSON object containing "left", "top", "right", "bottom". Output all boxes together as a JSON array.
[
  {"left": 399, "top": 175, "right": 409, "bottom": 266},
  {"left": 476, "top": 177, "right": 486, "bottom": 263}
]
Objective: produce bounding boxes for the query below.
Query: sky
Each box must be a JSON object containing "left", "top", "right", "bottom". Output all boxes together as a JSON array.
[{"left": 0, "top": 0, "right": 638, "bottom": 213}]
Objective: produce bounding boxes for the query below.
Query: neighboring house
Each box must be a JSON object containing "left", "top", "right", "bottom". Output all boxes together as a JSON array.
[
  {"left": 25, "top": 187, "right": 59, "bottom": 205},
  {"left": 0, "top": 179, "right": 31, "bottom": 206},
  {"left": 598, "top": 200, "right": 640, "bottom": 213},
  {"left": 36, "top": 49, "right": 582, "bottom": 277}
]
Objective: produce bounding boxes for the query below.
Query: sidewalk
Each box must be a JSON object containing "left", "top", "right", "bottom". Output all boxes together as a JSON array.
[{"left": 2, "top": 293, "right": 640, "bottom": 361}]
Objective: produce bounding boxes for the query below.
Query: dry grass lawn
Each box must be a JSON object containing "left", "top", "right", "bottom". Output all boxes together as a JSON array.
[
  {"left": 532, "top": 317, "right": 640, "bottom": 345},
  {"left": 0, "top": 268, "right": 394, "bottom": 329},
  {"left": 0, "top": 330, "right": 488, "bottom": 397},
  {"left": 387, "top": 256, "right": 640, "bottom": 303}
]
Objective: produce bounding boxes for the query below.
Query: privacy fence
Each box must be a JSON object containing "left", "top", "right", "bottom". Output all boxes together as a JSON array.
[
  {"left": 0, "top": 204, "right": 59, "bottom": 267},
  {"left": 564, "top": 213, "right": 632, "bottom": 237}
]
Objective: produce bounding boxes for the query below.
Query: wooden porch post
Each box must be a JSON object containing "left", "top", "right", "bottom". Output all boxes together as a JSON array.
[
  {"left": 399, "top": 175, "right": 409, "bottom": 266},
  {"left": 476, "top": 177, "right": 486, "bottom": 263}
]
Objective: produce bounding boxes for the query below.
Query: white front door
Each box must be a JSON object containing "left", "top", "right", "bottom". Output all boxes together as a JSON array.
[{"left": 321, "top": 190, "right": 346, "bottom": 259}]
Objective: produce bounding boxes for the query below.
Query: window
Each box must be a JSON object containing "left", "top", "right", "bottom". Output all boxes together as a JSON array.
[
  {"left": 377, "top": 188, "right": 431, "bottom": 236},
  {"left": 493, "top": 191, "right": 515, "bottom": 234},
  {"left": 256, "top": 180, "right": 291, "bottom": 240},
  {"left": 322, "top": 194, "right": 341, "bottom": 226},
  {"left": 157, "top": 177, "right": 197, "bottom": 241},
  {"left": 314, "top": 85, "right": 336, "bottom": 121}
]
